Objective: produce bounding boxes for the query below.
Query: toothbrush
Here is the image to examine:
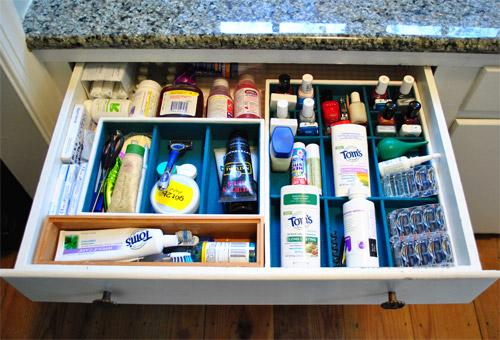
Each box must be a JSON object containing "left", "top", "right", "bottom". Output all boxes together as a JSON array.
[
  {"left": 157, "top": 141, "right": 193, "bottom": 191},
  {"left": 134, "top": 144, "right": 149, "bottom": 213},
  {"left": 138, "top": 252, "right": 194, "bottom": 262}
]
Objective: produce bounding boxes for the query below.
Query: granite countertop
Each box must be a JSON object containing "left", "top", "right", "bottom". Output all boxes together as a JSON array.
[{"left": 23, "top": 0, "right": 500, "bottom": 53}]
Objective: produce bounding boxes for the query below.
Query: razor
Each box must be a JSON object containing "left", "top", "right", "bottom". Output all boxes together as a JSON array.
[{"left": 157, "top": 141, "right": 193, "bottom": 191}]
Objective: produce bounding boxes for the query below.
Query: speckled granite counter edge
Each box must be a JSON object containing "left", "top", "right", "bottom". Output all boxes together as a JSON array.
[{"left": 26, "top": 34, "right": 500, "bottom": 54}]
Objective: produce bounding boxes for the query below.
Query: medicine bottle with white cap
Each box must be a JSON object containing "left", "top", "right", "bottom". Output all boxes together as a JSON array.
[{"left": 343, "top": 180, "right": 379, "bottom": 268}]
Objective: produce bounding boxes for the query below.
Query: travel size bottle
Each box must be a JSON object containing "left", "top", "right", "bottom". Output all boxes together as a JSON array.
[
  {"left": 234, "top": 74, "right": 261, "bottom": 119},
  {"left": 349, "top": 92, "right": 367, "bottom": 125},
  {"left": 157, "top": 66, "right": 204, "bottom": 118},
  {"left": 343, "top": 180, "right": 379, "bottom": 268}
]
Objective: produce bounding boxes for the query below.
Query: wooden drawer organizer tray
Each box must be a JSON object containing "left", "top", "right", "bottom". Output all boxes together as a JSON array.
[
  {"left": 266, "top": 79, "right": 445, "bottom": 268},
  {"left": 34, "top": 215, "right": 265, "bottom": 267}
]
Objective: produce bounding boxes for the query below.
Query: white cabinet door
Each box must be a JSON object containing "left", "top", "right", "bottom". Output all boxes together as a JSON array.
[{"left": 450, "top": 119, "right": 500, "bottom": 234}]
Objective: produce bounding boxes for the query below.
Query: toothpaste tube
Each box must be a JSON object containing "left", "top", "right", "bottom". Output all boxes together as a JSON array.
[{"left": 54, "top": 228, "right": 179, "bottom": 261}]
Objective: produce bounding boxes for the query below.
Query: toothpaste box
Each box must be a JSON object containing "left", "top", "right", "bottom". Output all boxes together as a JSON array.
[
  {"left": 48, "top": 164, "right": 69, "bottom": 215},
  {"left": 58, "top": 164, "right": 79, "bottom": 215},
  {"left": 68, "top": 163, "right": 88, "bottom": 215},
  {"left": 60, "top": 104, "right": 91, "bottom": 164}
]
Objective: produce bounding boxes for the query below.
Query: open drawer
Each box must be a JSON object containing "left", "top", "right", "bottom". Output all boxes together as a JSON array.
[{"left": 1, "top": 63, "right": 498, "bottom": 305}]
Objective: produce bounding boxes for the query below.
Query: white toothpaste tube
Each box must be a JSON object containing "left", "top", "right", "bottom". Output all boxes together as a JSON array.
[
  {"left": 54, "top": 228, "right": 179, "bottom": 262},
  {"left": 214, "top": 146, "right": 259, "bottom": 184}
]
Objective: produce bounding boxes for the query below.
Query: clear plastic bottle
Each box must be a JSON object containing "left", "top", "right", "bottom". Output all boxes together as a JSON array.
[
  {"left": 234, "top": 74, "right": 261, "bottom": 119},
  {"left": 343, "top": 180, "right": 379, "bottom": 267},
  {"left": 157, "top": 67, "right": 204, "bottom": 118},
  {"left": 206, "top": 78, "right": 234, "bottom": 118}
]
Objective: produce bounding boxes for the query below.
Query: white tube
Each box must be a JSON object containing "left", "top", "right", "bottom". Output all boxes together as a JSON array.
[{"left": 54, "top": 228, "right": 179, "bottom": 261}]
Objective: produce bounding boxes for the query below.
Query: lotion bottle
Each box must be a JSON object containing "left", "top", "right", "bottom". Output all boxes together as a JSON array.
[
  {"left": 343, "top": 180, "right": 379, "bottom": 268},
  {"left": 348, "top": 92, "right": 367, "bottom": 125}
]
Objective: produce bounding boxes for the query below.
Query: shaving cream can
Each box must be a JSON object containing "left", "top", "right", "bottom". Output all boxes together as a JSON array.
[{"left": 280, "top": 185, "right": 321, "bottom": 268}]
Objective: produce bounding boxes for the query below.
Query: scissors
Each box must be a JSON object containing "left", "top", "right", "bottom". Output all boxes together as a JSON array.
[{"left": 92, "top": 130, "right": 124, "bottom": 212}]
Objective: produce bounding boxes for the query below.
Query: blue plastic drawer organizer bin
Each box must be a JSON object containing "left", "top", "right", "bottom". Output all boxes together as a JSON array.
[
  {"left": 81, "top": 119, "right": 262, "bottom": 215},
  {"left": 267, "top": 80, "right": 440, "bottom": 268}
]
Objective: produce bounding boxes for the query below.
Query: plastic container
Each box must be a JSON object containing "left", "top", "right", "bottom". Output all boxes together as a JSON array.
[
  {"left": 348, "top": 92, "right": 367, "bottom": 125},
  {"left": 234, "top": 74, "right": 261, "bottom": 119},
  {"left": 150, "top": 174, "right": 200, "bottom": 214},
  {"left": 270, "top": 126, "right": 294, "bottom": 172},
  {"left": 157, "top": 68, "right": 204, "bottom": 118},
  {"left": 378, "top": 154, "right": 440, "bottom": 177},
  {"left": 331, "top": 124, "right": 370, "bottom": 197},
  {"left": 343, "top": 180, "right": 379, "bottom": 268},
  {"left": 129, "top": 80, "right": 161, "bottom": 118},
  {"left": 206, "top": 78, "right": 234, "bottom": 118},
  {"left": 280, "top": 185, "right": 321, "bottom": 268},
  {"left": 84, "top": 99, "right": 131, "bottom": 123},
  {"left": 305, "top": 143, "right": 322, "bottom": 195}
]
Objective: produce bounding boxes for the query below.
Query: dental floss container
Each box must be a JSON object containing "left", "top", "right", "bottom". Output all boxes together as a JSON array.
[{"left": 150, "top": 174, "right": 200, "bottom": 214}]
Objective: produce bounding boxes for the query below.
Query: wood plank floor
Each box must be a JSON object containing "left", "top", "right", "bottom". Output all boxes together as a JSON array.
[{"left": 1, "top": 235, "right": 498, "bottom": 339}]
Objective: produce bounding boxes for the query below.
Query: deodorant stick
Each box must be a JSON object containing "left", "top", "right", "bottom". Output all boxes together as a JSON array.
[
  {"left": 280, "top": 185, "right": 321, "bottom": 268},
  {"left": 331, "top": 124, "right": 371, "bottom": 197}
]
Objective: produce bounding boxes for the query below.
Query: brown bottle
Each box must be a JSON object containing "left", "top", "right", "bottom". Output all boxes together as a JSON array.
[{"left": 157, "top": 66, "right": 204, "bottom": 118}]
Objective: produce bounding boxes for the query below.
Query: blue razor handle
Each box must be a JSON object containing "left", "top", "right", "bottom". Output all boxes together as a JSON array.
[{"left": 158, "top": 148, "right": 180, "bottom": 191}]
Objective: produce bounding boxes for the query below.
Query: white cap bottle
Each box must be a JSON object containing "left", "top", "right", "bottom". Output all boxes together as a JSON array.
[
  {"left": 374, "top": 75, "right": 390, "bottom": 96},
  {"left": 343, "top": 179, "right": 379, "bottom": 268},
  {"left": 277, "top": 99, "right": 289, "bottom": 119},
  {"left": 300, "top": 98, "right": 315, "bottom": 123},
  {"left": 399, "top": 75, "right": 415, "bottom": 96}
]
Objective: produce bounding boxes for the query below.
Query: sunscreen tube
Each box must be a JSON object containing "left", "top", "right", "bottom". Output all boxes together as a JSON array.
[{"left": 54, "top": 228, "right": 179, "bottom": 261}]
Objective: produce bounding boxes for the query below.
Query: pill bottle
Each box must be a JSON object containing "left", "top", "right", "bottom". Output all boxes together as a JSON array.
[
  {"left": 206, "top": 78, "right": 234, "bottom": 118},
  {"left": 84, "top": 99, "right": 131, "bottom": 123},
  {"left": 343, "top": 180, "right": 379, "bottom": 267},
  {"left": 234, "top": 74, "right": 261, "bottom": 119},
  {"left": 129, "top": 80, "right": 161, "bottom": 118}
]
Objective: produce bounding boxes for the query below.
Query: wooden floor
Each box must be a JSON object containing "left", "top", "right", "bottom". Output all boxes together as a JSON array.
[{"left": 1, "top": 235, "right": 498, "bottom": 339}]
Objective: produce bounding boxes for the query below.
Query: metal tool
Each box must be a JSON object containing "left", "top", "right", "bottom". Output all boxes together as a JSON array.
[
  {"left": 157, "top": 141, "right": 193, "bottom": 191},
  {"left": 92, "top": 130, "right": 125, "bottom": 212}
]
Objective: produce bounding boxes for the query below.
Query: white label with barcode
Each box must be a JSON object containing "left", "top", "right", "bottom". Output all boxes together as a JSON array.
[
  {"left": 203, "top": 242, "right": 249, "bottom": 263},
  {"left": 159, "top": 90, "right": 199, "bottom": 116}
]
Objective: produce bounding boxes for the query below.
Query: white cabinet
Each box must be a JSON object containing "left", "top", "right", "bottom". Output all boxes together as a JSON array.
[{"left": 1, "top": 63, "right": 498, "bottom": 306}]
